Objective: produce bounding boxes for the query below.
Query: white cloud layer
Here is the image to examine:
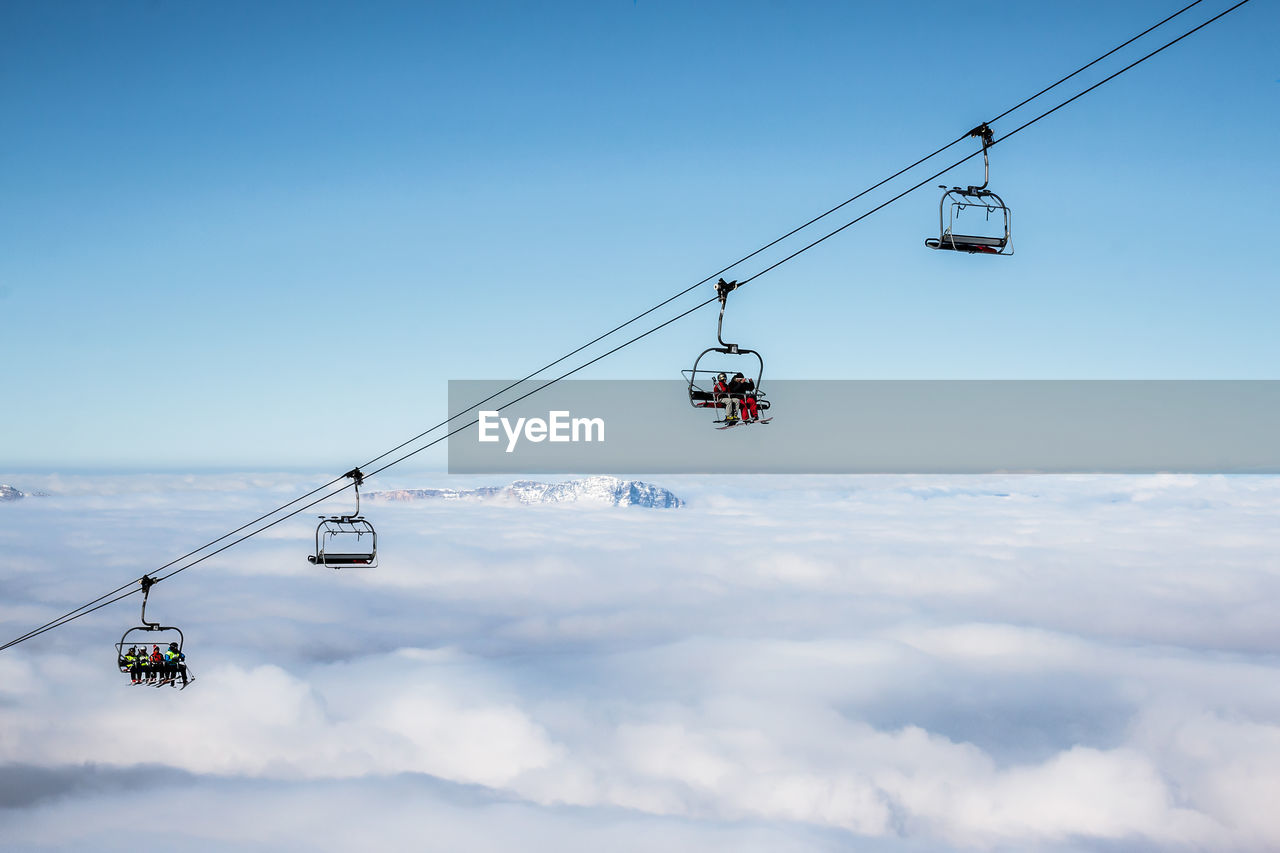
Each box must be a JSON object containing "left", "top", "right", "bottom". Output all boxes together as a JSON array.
[{"left": 2, "top": 473, "right": 1279, "bottom": 851}]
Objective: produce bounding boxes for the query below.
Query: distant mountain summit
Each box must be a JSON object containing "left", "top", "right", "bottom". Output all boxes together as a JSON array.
[
  {"left": 367, "top": 476, "right": 683, "bottom": 508},
  {"left": 0, "top": 485, "right": 23, "bottom": 502}
]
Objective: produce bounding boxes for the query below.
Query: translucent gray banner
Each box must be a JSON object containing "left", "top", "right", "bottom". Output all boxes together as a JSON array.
[{"left": 447, "top": 380, "right": 1280, "bottom": 474}]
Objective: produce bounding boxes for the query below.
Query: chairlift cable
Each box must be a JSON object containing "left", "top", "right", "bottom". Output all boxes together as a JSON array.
[
  {"left": 1, "top": 118, "right": 992, "bottom": 653},
  {"left": 8, "top": 291, "right": 721, "bottom": 641},
  {"left": 364, "top": 297, "right": 723, "bottom": 477},
  {"left": 986, "top": 0, "right": 1208, "bottom": 127},
  {"left": 150, "top": 298, "right": 722, "bottom": 588},
  {"left": 991, "top": 0, "right": 1252, "bottom": 147},
  {"left": 97, "top": 296, "right": 716, "bottom": 593},
  {"left": 0, "top": 0, "right": 1253, "bottom": 654},
  {"left": 0, "top": 588, "right": 143, "bottom": 651},
  {"left": 329, "top": 0, "right": 1245, "bottom": 477}
]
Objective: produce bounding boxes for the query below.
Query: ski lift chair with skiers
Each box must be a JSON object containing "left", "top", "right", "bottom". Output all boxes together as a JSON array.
[
  {"left": 115, "top": 575, "right": 194, "bottom": 689},
  {"left": 682, "top": 278, "right": 771, "bottom": 427}
]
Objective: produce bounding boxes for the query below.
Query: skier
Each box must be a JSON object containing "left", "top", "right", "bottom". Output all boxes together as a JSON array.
[
  {"left": 123, "top": 646, "right": 142, "bottom": 684},
  {"left": 148, "top": 644, "right": 164, "bottom": 684},
  {"left": 160, "top": 642, "right": 188, "bottom": 687},
  {"left": 728, "top": 372, "right": 759, "bottom": 422},
  {"left": 713, "top": 372, "right": 741, "bottom": 423}
]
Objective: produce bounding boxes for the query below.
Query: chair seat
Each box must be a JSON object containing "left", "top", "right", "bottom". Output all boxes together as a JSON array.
[
  {"left": 309, "top": 554, "right": 374, "bottom": 565},
  {"left": 927, "top": 234, "right": 1005, "bottom": 253}
]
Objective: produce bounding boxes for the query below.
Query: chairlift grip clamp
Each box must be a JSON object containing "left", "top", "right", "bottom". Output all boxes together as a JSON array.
[
  {"left": 714, "top": 278, "right": 740, "bottom": 304},
  {"left": 968, "top": 123, "right": 995, "bottom": 148}
]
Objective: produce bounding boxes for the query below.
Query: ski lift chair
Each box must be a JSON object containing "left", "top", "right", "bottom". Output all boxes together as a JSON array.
[
  {"left": 925, "top": 124, "right": 1013, "bottom": 256},
  {"left": 682, "top": 278, "right": 770, "bottom": 422},
  {"left": 308, "top": 469, "right": 378, "bottom": 568},
  {"left": 116, "top": 576, "right": 194, "bottom": 689}
]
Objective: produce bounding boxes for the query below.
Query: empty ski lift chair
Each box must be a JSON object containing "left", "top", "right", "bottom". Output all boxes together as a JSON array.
[
  {"left": 925, "top": 123, "right": 1013, "bottom": 256},
  {"left": 308, "top": 469, "right": 378, "bottom": 568}
]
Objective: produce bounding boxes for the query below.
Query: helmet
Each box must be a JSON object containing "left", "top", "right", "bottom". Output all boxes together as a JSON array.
[
  {"left": 717, "top": 373, "right": 727, "bottom": 382},
  {"left": 168, "top": 642, "right": 178, "bottom": 649},
  {"left": 733, "top": 372, "right": 744, "bottom": 379}
]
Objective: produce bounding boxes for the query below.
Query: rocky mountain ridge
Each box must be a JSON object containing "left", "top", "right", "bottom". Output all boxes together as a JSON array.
[{"left": 366, "top": 476, "right": 682, "bottom": 508}]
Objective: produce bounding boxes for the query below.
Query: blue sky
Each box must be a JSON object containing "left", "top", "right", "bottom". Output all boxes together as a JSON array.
[{"left": 2, "top": 0, "right": 1277, "bottom": 469}]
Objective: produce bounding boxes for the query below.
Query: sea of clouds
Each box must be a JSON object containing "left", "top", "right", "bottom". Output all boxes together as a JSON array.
[{"left": 1, "top": 472, "right": 1278, "bottom": 851}]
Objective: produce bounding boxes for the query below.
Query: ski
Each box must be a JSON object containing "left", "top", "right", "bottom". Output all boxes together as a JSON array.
[{"left": 718, "top": 417, "right": 770, "bottom": 429}]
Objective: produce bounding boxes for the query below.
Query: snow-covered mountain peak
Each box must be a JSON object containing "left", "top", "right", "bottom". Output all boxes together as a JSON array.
[{"left": 366, "top": 476, "right": 682, "bottom": 508}]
